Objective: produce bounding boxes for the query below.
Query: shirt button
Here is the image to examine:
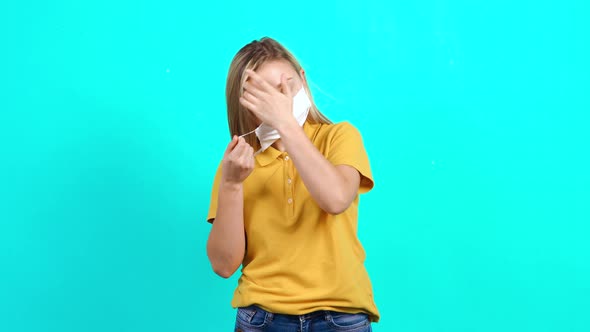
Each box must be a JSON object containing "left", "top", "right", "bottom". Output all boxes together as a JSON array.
[
  {"left": 287, "top": 178, "right": 292, "bottom": 184},
  {"left": 287, "top": 198, "right": 293, "bottom": 204},
  {"left": 284, "top": 155, "right": 290, "bottom": 161}
]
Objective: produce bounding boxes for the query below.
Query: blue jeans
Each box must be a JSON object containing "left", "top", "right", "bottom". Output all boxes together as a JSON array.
[{"left": 234, "top": 305, "right": 372, "bottom": 332}]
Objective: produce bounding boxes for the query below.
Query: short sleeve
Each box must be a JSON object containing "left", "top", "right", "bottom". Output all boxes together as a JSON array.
[
  {"left": 326, "top": 122, "right": 374, "bottom": 194},
  {"left": 206, "top": 162, "right": 223, "bottom": 223}
]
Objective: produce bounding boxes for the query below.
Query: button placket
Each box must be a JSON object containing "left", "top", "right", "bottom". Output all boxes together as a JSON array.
[
  {"left": 285, "top": 154, "right": 294, "bottom": 215},
  {"left": 286, "top": 155, "right": 292, "bottom": 186}
]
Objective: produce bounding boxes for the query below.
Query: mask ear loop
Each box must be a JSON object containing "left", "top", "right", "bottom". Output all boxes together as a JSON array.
[
  {"left": 239, "top": 128, "right": 256, "bottom": 138},
  {"left": 238, "top": 129, "right": 262, "bottom": 156}
]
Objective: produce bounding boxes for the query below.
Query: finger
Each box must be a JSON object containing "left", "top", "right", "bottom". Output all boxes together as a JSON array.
[
  {"left": 248, "top": 77, "right": 272, "bottom": 93},
  {"left": 230, "top": 137, "right": 247, "bottom": 159},
  {"left": 240, "top": 96, "right": 258, "bottom": 114},
  {"left": 225, "top": 135, "right": 239, "bottom": 155},
  {"left": 248, "top": 146, "right": 255, "bottom": 166},
  {"left": 230, "top": 136, "right": 245, "bottom": 153},
  {"left": 244, "top": 146, "right": 255, "bottom": 167},
  {"left": 242, "top": 90, "right": 260, "bottom": 104},
  {"left": 243, "top": 82, "right": 266, "bottom": 98},
  {"left": 240, "top": 141, "right": 254, "bottom": 167},
  {"left": 246, "top": 69, "right": 274, "bottom": 92},
  {"left": 239, "top": 142, "right": 252, "bottom": 162},
  {"left": 280, "top": 73, "right": 291, "bottom": 98}
]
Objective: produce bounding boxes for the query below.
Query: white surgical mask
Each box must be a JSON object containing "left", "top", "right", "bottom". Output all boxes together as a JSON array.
[{"left": 243, "top": 86, "right": 311, "bottom": 154}]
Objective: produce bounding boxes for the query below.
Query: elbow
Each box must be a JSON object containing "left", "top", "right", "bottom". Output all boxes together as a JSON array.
[
  {"left": 321, "top": 194, "right": 352, "bottom": 215},
  {"left": 212, "top": 265, "right": 237, "bottom": 279},
  {"left": 209, "top": 258, "right": 240, "bottom": 278},
  {"left": 207, "top": 247, "right": 241, "bottom": 279},
  {"left": 324, "top": 205, "right": 348, "bottom": 215}
]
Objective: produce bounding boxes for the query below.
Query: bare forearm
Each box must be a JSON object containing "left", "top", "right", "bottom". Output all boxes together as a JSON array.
[
  {"left": 206, "top": 181, "right": 245, "bottom": 278},
  {"left": 278, "top": 121, "right": 354, "bottom": 214}
]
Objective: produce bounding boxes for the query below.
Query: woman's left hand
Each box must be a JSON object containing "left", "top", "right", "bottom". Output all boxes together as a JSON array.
[{"left": 239, "top": 69, "right": 296, "bottom": 130}]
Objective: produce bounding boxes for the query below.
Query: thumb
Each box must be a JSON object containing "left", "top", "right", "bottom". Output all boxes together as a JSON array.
[
  {"left": 280, "top": 73, "right": 291, "bottom": 97},
  {"left": 225, "top": 135, "right": 239, "bottom": 155}
]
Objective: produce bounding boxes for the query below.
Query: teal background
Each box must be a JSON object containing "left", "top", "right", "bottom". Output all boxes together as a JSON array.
[{"left": 1, "top": 1, "right": 589, "bottom": 331}]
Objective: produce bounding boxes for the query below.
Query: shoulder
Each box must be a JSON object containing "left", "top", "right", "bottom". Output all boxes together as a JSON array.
[
  {"left": 319, "top": 121, "right": 364, "bottom": 144},
  {"left": 308, "top": 121, "right": 367, "bottom": 157},
  {"left": 312, "top": 121, "right": 362, "bottom": 138},
  {"left": 332, "top": 121, "right": 361, "bottom": 135}
]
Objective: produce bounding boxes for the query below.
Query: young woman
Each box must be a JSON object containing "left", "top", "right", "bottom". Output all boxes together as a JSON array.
[{"left": 206, "top": 37, "right": 380, "bottom": 332}]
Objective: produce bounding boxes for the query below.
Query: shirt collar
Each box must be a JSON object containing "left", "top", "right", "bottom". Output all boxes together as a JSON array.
[{"left": 255, "top": 145, "right": 282, "bottom": 166}]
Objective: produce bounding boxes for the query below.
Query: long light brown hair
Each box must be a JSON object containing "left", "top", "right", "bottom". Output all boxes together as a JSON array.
[{"left": 225, "top": 37, "right": 331, "bottom": 150}]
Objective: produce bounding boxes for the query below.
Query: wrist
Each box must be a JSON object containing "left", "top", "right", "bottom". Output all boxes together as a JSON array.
[
  {"left": 276, "top": 117, "right": 300, "bottom": 136},
  {"left": 220, "top": 179, "right": 243, "bottom": 192}
]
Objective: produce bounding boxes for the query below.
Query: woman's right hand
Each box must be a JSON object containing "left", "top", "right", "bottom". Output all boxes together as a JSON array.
[{"left": 221, "top": 136, "right": 255, "bottom": 184}]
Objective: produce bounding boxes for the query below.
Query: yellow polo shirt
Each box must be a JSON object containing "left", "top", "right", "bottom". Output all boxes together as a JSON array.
[{"left": 206, "top": 120, "right": 380, "bottom": 322}]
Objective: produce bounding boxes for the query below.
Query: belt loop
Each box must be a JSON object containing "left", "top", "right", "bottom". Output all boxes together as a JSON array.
[
  {"left": 324, "top": 311, "right": 332, "bottom": 321},
  {"left": 266, "top": 311, "right": 274, "bottom": 322}
]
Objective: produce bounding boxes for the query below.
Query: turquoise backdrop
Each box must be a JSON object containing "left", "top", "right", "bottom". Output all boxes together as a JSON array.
[{"left": 1, "top": 1, "right": 588, "bottom": 331}]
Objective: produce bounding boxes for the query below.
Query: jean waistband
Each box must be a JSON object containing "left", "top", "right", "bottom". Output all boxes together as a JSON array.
[{"left": 241, "top": 305, "right": 366, "bottom": 322}]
